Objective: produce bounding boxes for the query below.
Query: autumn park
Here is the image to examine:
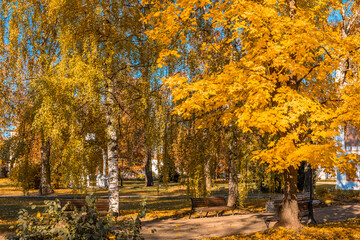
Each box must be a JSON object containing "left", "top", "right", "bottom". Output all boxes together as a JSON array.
[{"left": 3, "top": 0, "right": 360, "bottom": 239}]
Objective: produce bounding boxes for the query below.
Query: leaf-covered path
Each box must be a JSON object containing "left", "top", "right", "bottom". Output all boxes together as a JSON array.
[{"left": 142, "top": 204, "right": 360, "bottom": 240}]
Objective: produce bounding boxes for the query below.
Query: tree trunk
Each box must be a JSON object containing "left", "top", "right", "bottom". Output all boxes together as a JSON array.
[
  {"left": 228, "top": 153, "right": 238, "bottom": 207},
  {"left": 204, "top": 158, "right": 212, "bottom": 192},
  {"left": 303, "top": 162, "right": 311, "bottom": 193},
  {"left": 275, "top": 166, "right": 302, "bottom": 229},
  {"left": 103, "top": 0, "right": 119, "bottom": 215},
  {"left": 227, "top": 127, "right": 238, "bottom": 207},
  {"left": 120, "top": 156, "right": 124, "bottom": 187},
  {"left": 106, "top": 92, "right": 119, "bottom": 214},
  {"left": 304, "top": 163, "right": 317, "bottom": 225},
  {"left": 39, "top": 139, "right": 54, "bottom": 195},
  {"left": 8, "top": 144, "right": 14, "bottom": 174},
  {"left": 102, "top": 148, "right": 107, "bottom": 177},
  {"left": 97, "top": 148, "right": 108, "bottom": 188},
  {"left": 144, "top": 147, "right": 154, "bottom": 186},
  {"left": 335, "top": 9, "right": 350, "bottom": 85},
  {"left": 274, "top": 0, "right": 301, "bottom": 230}
]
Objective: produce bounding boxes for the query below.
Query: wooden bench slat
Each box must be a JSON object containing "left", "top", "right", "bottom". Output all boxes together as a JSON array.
[
  {"left": 60, "top": 199, "right": 110, "bottom": 216},
  {"left": 190, "top": 196, "right": 235, "bottom": 218},
  {"left": 200, "top": 206, "right": 233, "bottom": 212},
  {"left": 205, "top": 197, "right": 227, "bottom": 206}
]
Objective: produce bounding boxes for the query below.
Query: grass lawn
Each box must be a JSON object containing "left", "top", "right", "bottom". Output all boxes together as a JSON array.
[
  {"left": 0, "top": 198, "right": 45, "bottom": 233},
  {"left": 0, "top": 179, "right": 217, "bottom": 233},
  {"left": 315, "top": 182, "right": 336, "bottom": 190},
  {"left": 0, "top": 178, "right": 270, "bottom": 236},
  {"left": 2, "top": 178, "right": 354, "bottom": 238}
]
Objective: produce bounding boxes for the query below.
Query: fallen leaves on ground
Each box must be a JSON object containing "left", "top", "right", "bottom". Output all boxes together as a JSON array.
[{"left": 206, "top": 217, "right": 360, "bottom": 240}]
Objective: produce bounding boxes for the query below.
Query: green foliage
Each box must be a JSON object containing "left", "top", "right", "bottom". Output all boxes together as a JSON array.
[
  {"left": 331, "top": 189, "right": 360, "bottom": 201},
  {"left": 314, "top": 186, "right": 331, "bottom": 198},
  {"left": 236, "top": 181, "right": 247, "bottom": 208},
  {"left": 6, "top": 194, "right": 146, "bottom": 240},
  {"left": 6, "top": 200, "right": 64, "bottom": 240},
  {"left": 10, "top": 161, "right": 41, "bottom": 195},
  {"left": 314, "top": 185, "right": 360, "bottom": 202}
]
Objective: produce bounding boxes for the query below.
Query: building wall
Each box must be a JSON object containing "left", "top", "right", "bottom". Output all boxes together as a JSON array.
[
  {"left": 336, "top": 126, "right": 360, "bottom": 190},
  {"left": 317, "top": 168, "right": 335, "bottom": 180},
  {"left": 336, "top": 170, "right": 360, "bottom": 190}
]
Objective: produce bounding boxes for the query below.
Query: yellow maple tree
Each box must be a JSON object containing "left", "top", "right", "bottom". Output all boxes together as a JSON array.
[{"left": 146, "top": 0, "right": 359, "bottom": 229}]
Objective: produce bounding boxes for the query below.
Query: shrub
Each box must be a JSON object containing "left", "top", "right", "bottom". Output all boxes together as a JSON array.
[
  {"left": 6, "top": 193, "right": 146, "bottom": 240},
  {"left": 10, "top": 162, "right": 41, "bottom": 194},
  {"left": 314, "top": 187, "right": 331, "bottom": 198},
  {"left": 315, "top": 187, "right": 360, "bottom": 201},
  {"left": 332, "top": 189, "right": 360, "bottom": 201},
  {"left": 237, "top": 181, "right": 248, "bottom": 208}
]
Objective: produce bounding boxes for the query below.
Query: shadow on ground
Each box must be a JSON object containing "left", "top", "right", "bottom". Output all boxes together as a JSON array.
[{"left": 142, "top": 204, "right": 360, "bottom": 240}]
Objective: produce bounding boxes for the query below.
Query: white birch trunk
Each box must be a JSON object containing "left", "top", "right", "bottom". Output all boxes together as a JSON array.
[
  {"left": 103, "top": 148, "right": 107, "bottom": 177},
  {"left": 106, "top": 95, "right": 119, "bottom": 214},
  {"left": 103, "top": 0, "right": 119, "bottom": 215}
]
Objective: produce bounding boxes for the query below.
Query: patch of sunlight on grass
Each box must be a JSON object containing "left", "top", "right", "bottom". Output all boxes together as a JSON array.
[
  {"left": 119, "top": 181, "right": 189, "bottom": 197},
  {"left": 243, "top": 198, "right": 267, "bottom": 213},
  {"left": 0, "top": 179, "right": 273, "bottom": 232},
  {"left": 0, "top": 178, "right": 13, "bottom": 186}
]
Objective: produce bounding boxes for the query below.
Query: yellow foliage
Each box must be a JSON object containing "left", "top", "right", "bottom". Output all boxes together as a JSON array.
[{"left": 146, "top": 0, "right": 357, "bottom": 175}]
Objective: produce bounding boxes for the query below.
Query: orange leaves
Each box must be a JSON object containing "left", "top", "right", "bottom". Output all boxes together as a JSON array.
[
  {"left": 241, "top": 219, "right": 360, "bottom": 240},
  {"left": 254, "top": 138, "right": 344, "bottom": 173},
  {"left": 157, "top": 50, "right": 181, "bottom": 68},
  {"left": 147, "top": 0, "right": 360, "bottom": 174}
]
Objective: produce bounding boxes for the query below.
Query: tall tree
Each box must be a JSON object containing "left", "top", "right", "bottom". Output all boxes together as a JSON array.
[
  {"left": 54, "top": 0, "right": 162, "bottom": 212},
  {"left": 102, "top": 0, "right": 120, "bottom": 215},
  {"left": 336, "top": 2, "right": 360, "bottom": 129},
  {"left": 0, "top": 0, "right": 65, "bottom": 195},
  {"left": 147, "top": 0, "right": 358, "bottom": 229}
]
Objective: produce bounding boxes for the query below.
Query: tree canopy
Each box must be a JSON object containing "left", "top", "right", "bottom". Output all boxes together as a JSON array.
[{"left": 0, "top": 0, "right": 360, "bottom": 230}]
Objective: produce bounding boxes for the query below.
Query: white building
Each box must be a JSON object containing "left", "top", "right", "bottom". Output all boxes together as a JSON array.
[
  {"left": 336, "top": 126, "right": 360, "bottom": 190},
  {"left": 317, "top": 168, "right": 335, "bottom": 181}
]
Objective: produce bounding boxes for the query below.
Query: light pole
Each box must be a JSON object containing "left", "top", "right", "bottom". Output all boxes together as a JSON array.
[{"left": 307, "top": 166, "right": 317, "bottom": 225}]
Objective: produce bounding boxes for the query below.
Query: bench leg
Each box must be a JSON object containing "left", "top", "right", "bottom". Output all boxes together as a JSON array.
[
  {"left": 200, "top": 211, "right": 203, "bottom": 218},
  {"left": 232, "top": 210, "right": 234, "bottom": 215},
  {"left": 264, "top": 219, "right": 270, "bottom": 229},
  {"left": 216, "top": 212, "right": 219, "bottom": 217},
  {"left": 205, "top": 212, "right": 209, "bottom": 217}
]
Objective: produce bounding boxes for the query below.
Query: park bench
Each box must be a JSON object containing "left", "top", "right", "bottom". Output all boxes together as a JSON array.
[
  {"left": 189, "top": 196, "right": 235, "bottom": 219},
  {"left": 59, "top": 198, "right": 110, "bottom": 216},
  {"left": 264, "top": 193, "right": 311, "bottom": 228}
]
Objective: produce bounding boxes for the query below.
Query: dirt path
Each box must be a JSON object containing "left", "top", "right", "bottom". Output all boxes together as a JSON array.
[
  {"left": 2, "top": 204, "right": 359, "bottom": 240},
  {"left": 142, "top": 204, "right": 360, "bottom": 240}
]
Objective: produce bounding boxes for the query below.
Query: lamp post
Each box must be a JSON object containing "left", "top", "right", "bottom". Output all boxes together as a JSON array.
[{"left": 307, "top": 166, "right": 317, "bottom": 225}]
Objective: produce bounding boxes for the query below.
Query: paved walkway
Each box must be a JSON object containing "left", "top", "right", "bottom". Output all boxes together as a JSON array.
[{"left": 142, "top": 204, "right": 360, "bottom": 240}]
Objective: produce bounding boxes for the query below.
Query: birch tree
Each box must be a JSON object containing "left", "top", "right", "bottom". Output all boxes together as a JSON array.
[
  {"left": 54, "top": 0, "right": 161, "bottom": 212},
  {"left": 0, "top": 0, "right": 66, "bottom": 195}
]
